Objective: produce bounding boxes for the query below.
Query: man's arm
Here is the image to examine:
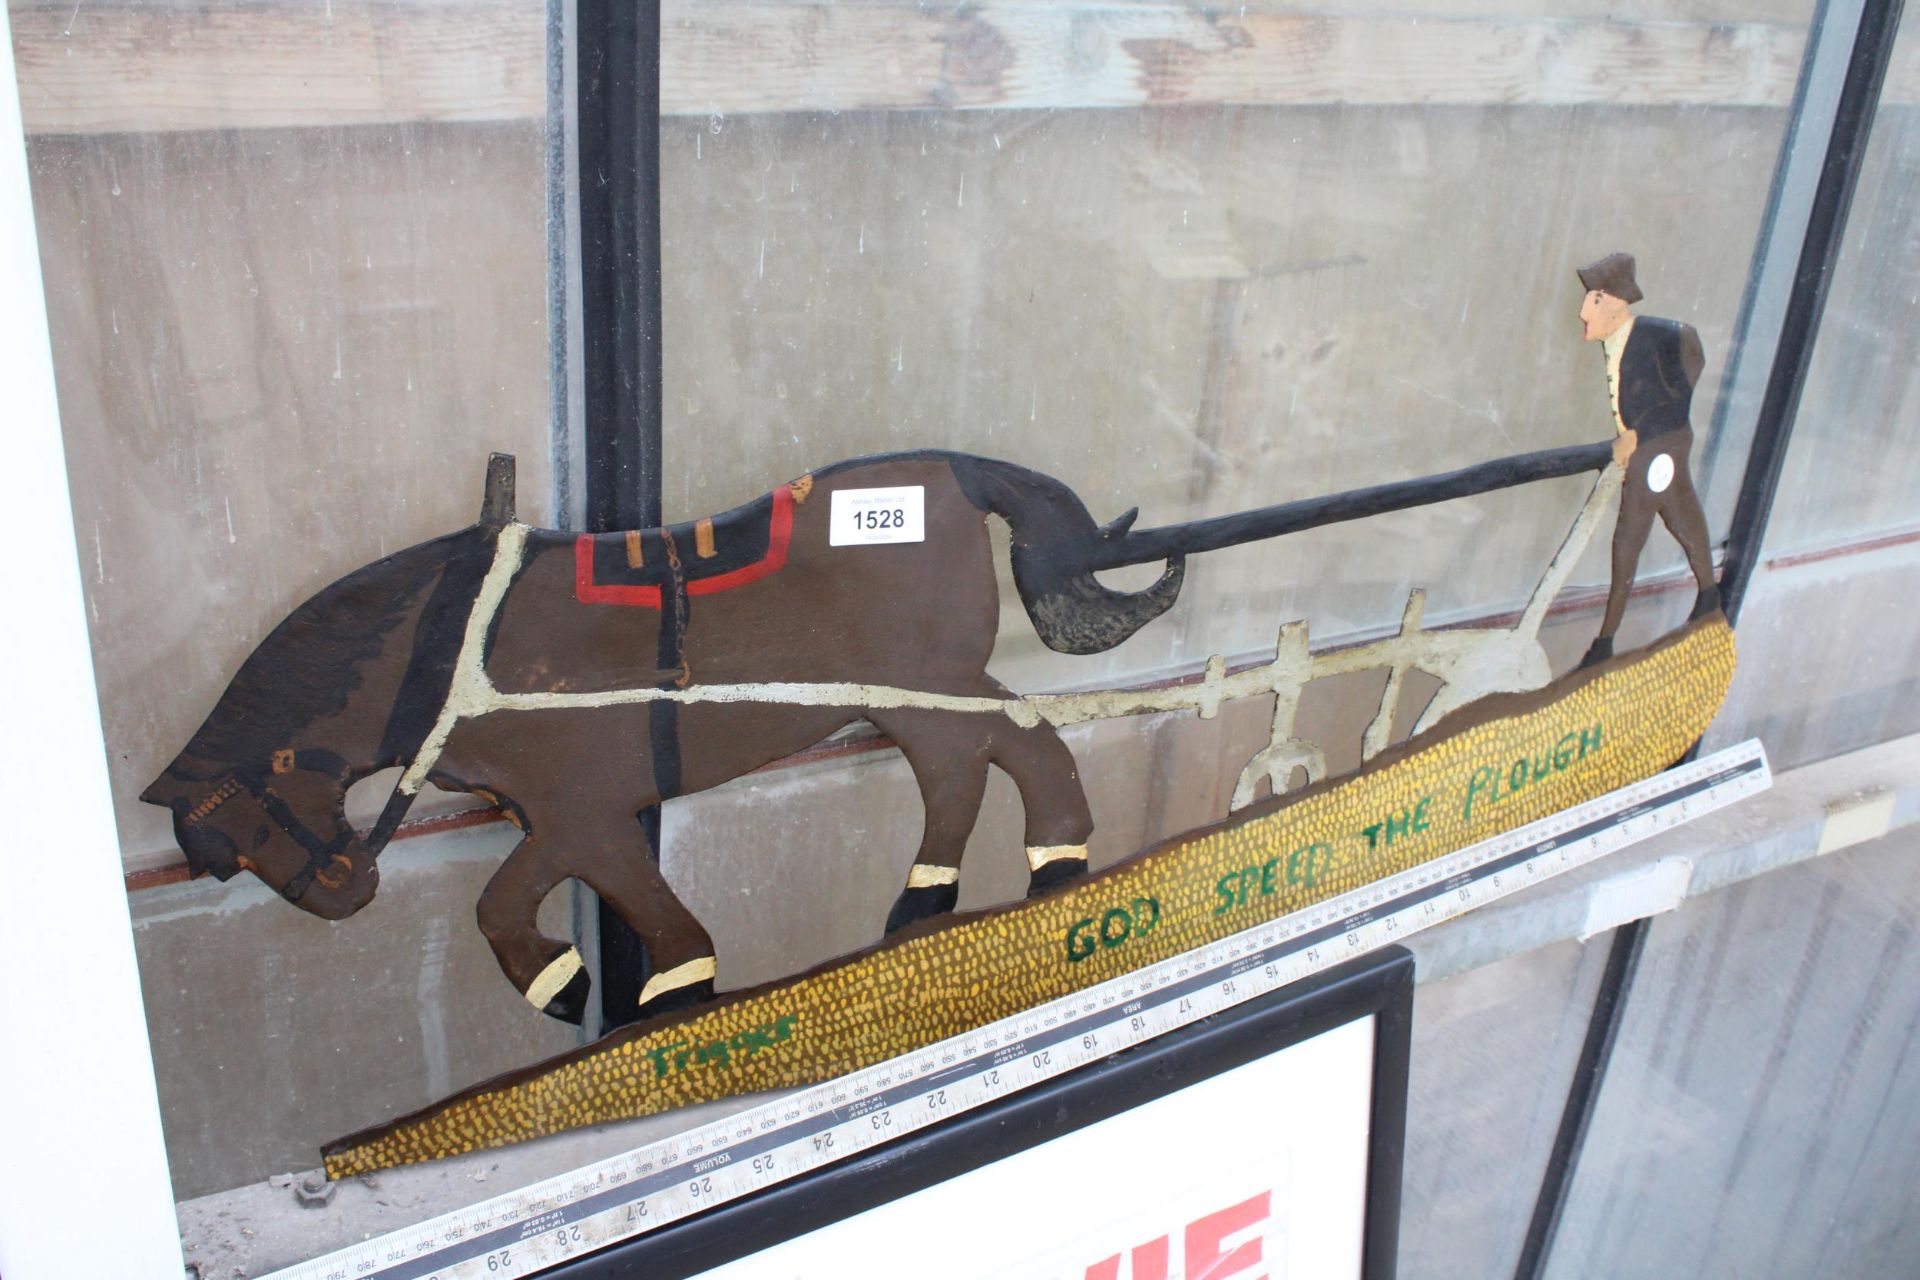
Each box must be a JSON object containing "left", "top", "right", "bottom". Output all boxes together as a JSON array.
[{"left": 1679, "top": 322, "right": 1705, "bottom": 388}]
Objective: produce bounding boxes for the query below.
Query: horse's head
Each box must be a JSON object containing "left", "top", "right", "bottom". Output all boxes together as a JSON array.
[
  {"left": 141, "top": 748, "right": 381, "bottom": 918},
  {"left": 131, "top": 559, "right": 436, "bottom": 919},
  {"left": 137, "top": 521, "right": 496, "bottom": 917}
]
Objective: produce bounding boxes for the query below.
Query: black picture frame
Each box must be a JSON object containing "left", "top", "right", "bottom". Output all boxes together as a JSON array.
[{"left": 545, "top": 945, "right": 1415, "bottom": 1279}]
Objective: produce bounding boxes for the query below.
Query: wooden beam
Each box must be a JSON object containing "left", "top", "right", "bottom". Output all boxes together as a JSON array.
[
  {"left": 11, "top": 3, "right": 547, "bottom": 135},
  {"left": 19, "top": 2, "right": 1911, "bottom": 137},
  {"left": 664, "top": 5, "right": 1812, "bottom": 113}
]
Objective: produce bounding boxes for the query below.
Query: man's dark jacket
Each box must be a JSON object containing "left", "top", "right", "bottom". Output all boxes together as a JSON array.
[{"left": 1617, "top": 315, "right": 1705, "bottom": 441}]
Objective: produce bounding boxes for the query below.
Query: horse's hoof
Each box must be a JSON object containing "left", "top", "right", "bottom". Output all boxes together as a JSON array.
[
  {"left": 637, "top": 978, "right": 716, "bottom": 1021},
  {"left": 1689, "top": 584, "right": 1722, "bottom": 621},
  {"left": 1577, "top": 636, "right": 1614, "bottom": 670},
  {"left": 885, "top": 882, "right": 959, "bottom": 933},
  {"left": 541, "top": 967, "right": 591, "bottom": 1026},
  {"left": 1027, "top": 856, "right": 1088, "bottom": 897}
]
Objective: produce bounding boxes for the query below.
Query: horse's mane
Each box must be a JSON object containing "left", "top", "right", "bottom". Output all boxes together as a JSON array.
[{"left": 182, "top": 530, "right": 484, "bottom": 768}]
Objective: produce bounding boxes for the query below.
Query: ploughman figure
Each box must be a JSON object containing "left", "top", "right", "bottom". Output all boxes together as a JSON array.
[{"left": 1575, "top": 251, "right": 1721, "bottom": 668}]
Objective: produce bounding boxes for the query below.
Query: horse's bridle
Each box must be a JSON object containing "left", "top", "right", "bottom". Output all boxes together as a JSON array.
[{"left": 180, "top": 746, "right": 411, "bottom": 902}]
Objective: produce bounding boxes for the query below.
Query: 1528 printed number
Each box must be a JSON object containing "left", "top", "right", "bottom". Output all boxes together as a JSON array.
[{"left": 849, "top": 508, "right": 906, "bottom": 531}]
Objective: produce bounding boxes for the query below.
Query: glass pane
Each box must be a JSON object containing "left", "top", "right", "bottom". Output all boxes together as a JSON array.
[
  {"left": 21, "top": 0, "right": 1854, "bottom": 1271},
  {"left": 656, "top": 0, "right": 1814, "bottom": 979},
  {"left": 1701, "top": 4, "right": 1920, "bottom": 769},
  {"left": 1548, "top": 827, "right": 1920, "bottom": 1279},
  {"left": 1400, "top": 938, "right": 1611, "bottom": 1280},
  {"left": 1764, "top": 35, "right": 1920, "bottom": 552},
  {"left": 19, "top": 1, "right": 556, "bottom": 876},
  {"left": 12, "top": 0, "right": 557, "bottom": 1217}
]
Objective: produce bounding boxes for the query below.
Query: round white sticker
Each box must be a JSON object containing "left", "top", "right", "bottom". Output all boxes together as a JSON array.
[{"left": 1647, "top": 452, "right": 1675, "bottom": 494}]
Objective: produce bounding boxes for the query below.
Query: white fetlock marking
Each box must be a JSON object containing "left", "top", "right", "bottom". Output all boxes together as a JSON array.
[
  {"left": 524, "top": 946, "right": 583, "bottom": 1010},
  {"left": 638, "top": 956, "right": 718, "bottom": 1008},
  {"left": 1027, "top": 843, "right": 1089, "bottom": 872},
  {"left": 907, "top": 864, "right": 960, "bottom": 889}
]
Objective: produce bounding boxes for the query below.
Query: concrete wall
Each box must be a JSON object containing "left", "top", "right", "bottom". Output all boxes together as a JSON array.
[
  {"left": 132, "top": 821, "right": 576, "bottom": 1199},
  {"left": 27, "top": 120, "right": 555, "bottom": 870}
]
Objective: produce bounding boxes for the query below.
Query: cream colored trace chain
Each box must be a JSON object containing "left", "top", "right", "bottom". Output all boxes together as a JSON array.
[
  {"left": 393, "top": 523, "right": 1103, "bottom": 800},
  {"left": 395, "top": 523, "right": 1043, "bottom": 800},
  {"left": 393, "top": 520, "right": 1432, "bottom": 790},
  {"left": 396, "top": 478, "right": 1627, "bottom": 812}
]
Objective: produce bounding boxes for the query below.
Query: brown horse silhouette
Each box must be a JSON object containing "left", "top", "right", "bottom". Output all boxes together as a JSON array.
[{"left": 140, "top": 453, "right": 1185, "bottom": 1024}]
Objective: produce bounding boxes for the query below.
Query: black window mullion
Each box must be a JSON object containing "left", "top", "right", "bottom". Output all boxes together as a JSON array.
[{"left": 574, "top": 0, "right": 666, "bottom": 1030}]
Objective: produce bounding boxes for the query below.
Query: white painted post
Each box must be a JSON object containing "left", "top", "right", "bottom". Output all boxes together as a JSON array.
[{"left": 0, "top": 5, "right": 185, "bottom": 1275}]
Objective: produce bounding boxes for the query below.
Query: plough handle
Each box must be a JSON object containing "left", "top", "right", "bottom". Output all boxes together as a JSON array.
[{"left": 1089, "top": 441, "right": 1615, "bottom": 570}]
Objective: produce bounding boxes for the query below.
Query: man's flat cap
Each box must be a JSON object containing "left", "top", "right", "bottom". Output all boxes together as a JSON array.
[{"left": 1578, "top": 252, "right": 1643, "bottom": 304}]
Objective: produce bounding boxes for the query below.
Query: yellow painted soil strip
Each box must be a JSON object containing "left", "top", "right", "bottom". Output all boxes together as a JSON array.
[{"left": 327, "top": 619, "right": 1734, "bottom": 1177}]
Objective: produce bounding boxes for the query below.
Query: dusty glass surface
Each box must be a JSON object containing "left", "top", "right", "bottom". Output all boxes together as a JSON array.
[
  {"left": 13, "top": 0, "right": 555, "bottom": 870},
  {"left": 658, "top": 2, "right": 1810, "bottom": 702},
  {"left": 1766, "top": 27, "right": 1920, "bottom": 554},
  {"left": 31, "top": 7, "right": 1905, "bottom": 1280},
  {"left": 1398, "top": 938, "right": 1611, "bottom": 1280},
  {"left": 1702, "top": 5, "right": 1920, "bottom": 769},
  {"left": 1547, "top": 828, "right": 1920, "bottom": 1280}
]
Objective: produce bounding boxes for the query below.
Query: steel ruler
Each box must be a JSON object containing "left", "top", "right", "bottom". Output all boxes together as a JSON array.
[{"left": 268, "top": 738, "right": 1769, "bottom": 1280}]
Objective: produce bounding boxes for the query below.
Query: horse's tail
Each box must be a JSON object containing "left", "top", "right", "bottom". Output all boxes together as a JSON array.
[{"left": 949, "top": 456, "right": 1186, "bottom": 655}]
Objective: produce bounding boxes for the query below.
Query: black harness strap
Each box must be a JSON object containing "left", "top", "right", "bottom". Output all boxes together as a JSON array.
[
  {"left": 361, "top": 528, "right": 503, "bottom": 857},
  {"left": 364, "top": 787, "right": 418, "bottom": 855},
  {"left": 649, "top": 530, "right": 689, "bottom": 803}
]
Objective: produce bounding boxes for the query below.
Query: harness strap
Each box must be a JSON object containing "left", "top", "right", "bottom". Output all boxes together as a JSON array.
[
  {"left": 649, "top": 530, "right": 689, "bottom": 802},
  {"left": 364, "top": 785, "right": 418, "bottom": 856},
  {"left": 249, "top": 778, "right": 354, "bottom": 902},
  {"left": 397, "top": 523, "right": 529, "bottom": 797}
]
